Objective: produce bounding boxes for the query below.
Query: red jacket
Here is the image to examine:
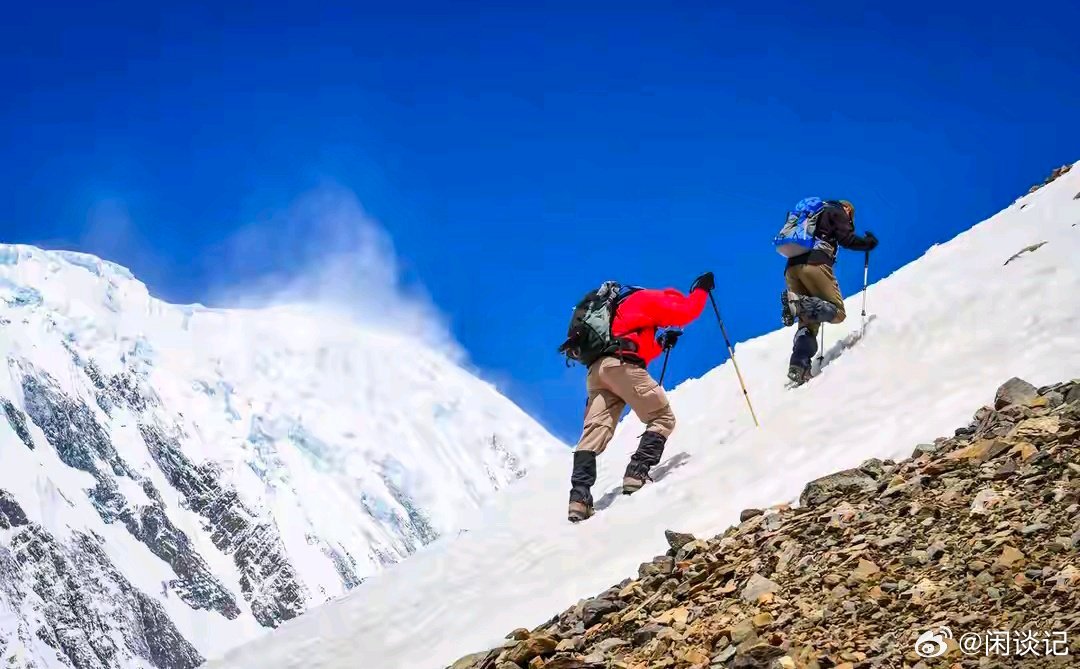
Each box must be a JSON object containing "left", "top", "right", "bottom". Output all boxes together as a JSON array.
[{"left": 612, "top": 287, "right": 708, "bottom": 366}]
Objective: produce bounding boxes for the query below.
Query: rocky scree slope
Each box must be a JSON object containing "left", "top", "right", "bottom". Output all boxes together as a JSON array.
[
  {"left": 0, "top": 244, "right": 563, "bottom": 668},
  {"left": 449, "top": 377, "right": 1080, "bottom": 669}
]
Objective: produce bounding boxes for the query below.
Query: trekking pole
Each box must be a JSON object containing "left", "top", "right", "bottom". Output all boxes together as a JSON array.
[
  {"left": 706, "top": 290, "right": 760, "bottom": 427},
  {"left": 860, "top": 251, "right": 870, "bottom": 333},
  {"left": 658, "top": 347, "right": 672, "bottom": 386},
  {"left": 816, "top": 325, "right": 825, "bottom": 369}
]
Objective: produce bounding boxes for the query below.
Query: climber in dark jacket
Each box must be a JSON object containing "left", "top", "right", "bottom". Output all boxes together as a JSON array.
[{"left": 780, "top": 199, "right": 878, "bottom": 385}]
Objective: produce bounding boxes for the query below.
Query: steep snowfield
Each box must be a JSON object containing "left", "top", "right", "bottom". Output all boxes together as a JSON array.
[
  {"left": 0, "top": 246, "right": 564, "bottom": 667},
  {"left": 208, "top": 164, "right": 1080, "bottom": 669}
]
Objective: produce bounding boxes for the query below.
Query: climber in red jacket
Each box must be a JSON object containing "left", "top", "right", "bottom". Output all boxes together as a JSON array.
[{"left": 566, "top": 272, "right": 714, "bottom": 522}]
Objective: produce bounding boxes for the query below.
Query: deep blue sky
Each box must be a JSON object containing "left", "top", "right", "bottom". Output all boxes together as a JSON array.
[{"left": 2, "top": 1, "right": 1078, "bottom": 443}]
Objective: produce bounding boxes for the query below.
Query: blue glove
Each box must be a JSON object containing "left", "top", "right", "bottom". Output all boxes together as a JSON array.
[{"left": 656, "top": 327, "right": 683, "bottom": 350}]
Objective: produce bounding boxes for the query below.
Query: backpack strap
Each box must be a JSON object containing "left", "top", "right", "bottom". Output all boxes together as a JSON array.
[{"left": 610, "top": 286, "right": 646, "bottom": 366}]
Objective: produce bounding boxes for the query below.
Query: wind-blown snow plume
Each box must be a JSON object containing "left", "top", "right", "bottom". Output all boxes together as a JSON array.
[{"left": 205, "top": 184, "right": 463, "bottom": 360}]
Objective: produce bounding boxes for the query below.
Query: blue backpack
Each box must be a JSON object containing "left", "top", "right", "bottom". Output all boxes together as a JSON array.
[{"left": 772, "top": 197, "right": 827, "bottom": 258}]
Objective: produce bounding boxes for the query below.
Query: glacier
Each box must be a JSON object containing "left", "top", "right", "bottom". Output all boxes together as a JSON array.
[
  {"left": 0, "top": 245, "right": 565, "bottom": 667},
  {"left": 206, "top": 163, "right": 1080, "bottom": 669}
]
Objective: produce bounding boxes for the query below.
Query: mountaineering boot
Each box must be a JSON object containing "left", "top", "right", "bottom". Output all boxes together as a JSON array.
[
  {"left": 783, "top": 290, "right": 841, "bottom": 328},
  {"left": 787, "top": 364, "right": 811, "bottom": 387},
  {"left": 780, "top": 290, "right": 798, "bottom": 327},
  {"left": 568, "top": 450, "right": 597, "bottom": 522},
  {"left": 568, "top": 500, "right": 594, "bottom": 523},
  {"left": 623, "top": 431, "right": 667, "bottom": 494},
  {"left": 621, "top": 473, "right": 648, "bottom": 495}
]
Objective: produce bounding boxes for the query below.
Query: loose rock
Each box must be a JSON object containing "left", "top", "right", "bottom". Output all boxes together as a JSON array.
[
  {"left": 739, "top": 508, "right": 764, "bottom": 522},
  {"left": 995, "top": 377, "right": 1038, "bottom": 409},
  {"left": 446, "top": 374, "right": 1080, "bottom": 669},
  {"left": 741, "top": 573, "right": 779, "bottom": 603},
  {"left": 503, "top": 636, "right": 558, "bottom": 665},
  {"left": 581, "top": 598, "right": 620, "bottom": 627},
  {"left": 799, "top": 468, "right": 877, "bottom": 507},
  {"left": 664, "top": 530, "right": 696, "bottom": 552}
]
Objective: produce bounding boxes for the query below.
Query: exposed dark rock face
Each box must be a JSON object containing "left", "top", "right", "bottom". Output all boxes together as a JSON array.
[
  {"left": 21, "top": 372, "right": 132, "bottom": 479},
  {"left": 88, "top": 479, "right": 241, "bottom": 620},
  {"left": 0, "top": 490, "right": 29, "bottom": 529},
  {"left": 2, "top": 397, "right": 35, "bottom": 449},
  {"left": 139, "top": 423, "right": 309, "bottom": 628},
  {"left": 83, "top": 359, "right": 115, "bottom": 415},
  {"left": 19, "top": 365, "right": 241, "bottom": 623},
  {"left": 106, "top": 370, "right": 152, "bottom": 413},
  {"left": 316, "top": 538, "right": 363, "bottom": 591},
  {"left": 382, "top": 470, "right": 439, "bottom": 547},
  {"left": 83, "top": 360, "right": 155, "bottom": 416},
  {"left": 352, "top": 457, "right": 442, "bottom": 561},
  {"left": 2, "top": 364, "right": 243, "bottom": 668},
  {"left": 3, "top": 511, "right": 203, "bottom": 669}
]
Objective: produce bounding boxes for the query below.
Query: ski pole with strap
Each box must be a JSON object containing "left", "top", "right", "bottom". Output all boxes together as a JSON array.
[{"left": 706, "top": 290, "right": 759, "bottom": 427}]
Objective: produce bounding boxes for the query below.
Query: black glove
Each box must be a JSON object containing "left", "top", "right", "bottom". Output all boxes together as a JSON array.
[
  {"left": 862, "top": 231, "right": 878, "bottom": 251},
  {"left": 690, "top": 271, "right": 715, "bottom": 293},
  {"left": 656, "top": 328, "right": 683, "bottom": 350}
]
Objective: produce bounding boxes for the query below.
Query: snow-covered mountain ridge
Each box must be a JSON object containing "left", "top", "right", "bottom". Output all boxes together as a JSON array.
[
  {"left": 207, "top": 161, "right": 1080, "bottom": 669},
  {"left": 0, "top": 244, "right": 565, "bottom": 668}
]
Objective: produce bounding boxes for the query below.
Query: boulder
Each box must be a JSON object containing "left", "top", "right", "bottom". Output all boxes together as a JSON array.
[
  {"left": 675, "top": 539, "right": 709, "bottom": 562},
  {"left": 632, "top": 623, "right": 669, "bottom": 645},
  {"left": 581, "top": 597, "right": 620, "bottom": 627},
  {"left": 994, "top": 377, "right": 1038, "bottom": 409},
  {"left": 799, "top": 468, "right": 877, "bottom": 507},
  {"left": 1066, "top": 383, "right": 1080, "bottom": 405},
  {"left": 449, "top": 651, "right": 491, "bottom": 669},
  {"left": 741, "top": 573, "right": 779, "bottom": 603},
  {"left": 555, "top": 636, "right": 583, "bottom": 652},
  {"left": 858, "top": 458, "right": 887, "bottom": 479},
  {"left": 729, "top": 618, "right": 757, "bottom": 644},
  {"left": 664, "top": 530, "right": 696, "bottom": 552},
  {"left": 739, "top": 508, "right": 764, "bottom": 522},
  {"left": 503, "top": 635, "right": 558, "bottom": 665},
  {"left": 911, "top": 443, "right": 937, "bottom": 458}
]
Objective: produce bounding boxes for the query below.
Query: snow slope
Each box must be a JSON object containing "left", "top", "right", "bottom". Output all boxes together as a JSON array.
[
  {"left": 207, "top": 164, "right": 1080, "bottom": 669},
  {"left": 0, "top": 245, "right": 564, "bottom": 667}
]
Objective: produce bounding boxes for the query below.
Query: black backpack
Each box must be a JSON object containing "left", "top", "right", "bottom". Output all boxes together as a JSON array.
[{"left": 558, "top": 281, "right": 640, "bottom": 367}]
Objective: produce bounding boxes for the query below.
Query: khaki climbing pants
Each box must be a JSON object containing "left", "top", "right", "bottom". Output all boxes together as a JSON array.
[
  {"left": 573, "top": 356, "right": 676, "bottom": 454},
  {"left": 785, "top": 263, "right": 846, "bottom": 336}
]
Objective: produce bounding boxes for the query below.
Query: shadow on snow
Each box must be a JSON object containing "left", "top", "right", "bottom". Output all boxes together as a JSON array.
[{"left": 593, "top": 451, "right": 693, "bottom": 511}]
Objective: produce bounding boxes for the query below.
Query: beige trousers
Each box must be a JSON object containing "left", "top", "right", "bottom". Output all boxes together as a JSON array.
[
  {"left": 573, "top": 356, "right": 676, "bottom": 454},
  {"left": 785, "top": 263, "right": 847, "bottom": 336}
]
